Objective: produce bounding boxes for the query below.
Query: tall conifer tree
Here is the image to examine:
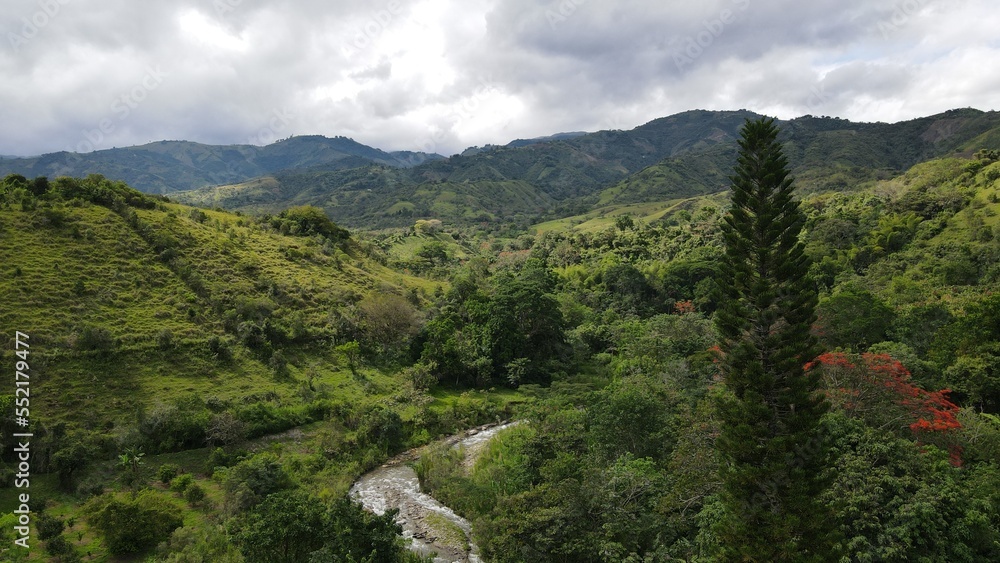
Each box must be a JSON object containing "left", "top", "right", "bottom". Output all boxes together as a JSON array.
[{"left": 713, "top": 117, "right": 835, "bottom": 560}]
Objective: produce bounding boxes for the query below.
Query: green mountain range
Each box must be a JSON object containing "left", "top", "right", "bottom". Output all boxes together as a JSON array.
[
  {"left": 0, "top": 136, "right": 441, "bottom": 195},
  {"left": 174, "top": 108, "right": 1000, "bottom": 228},
  {"left": 5, "top": 108, "right": 999, "bottom": 230}
]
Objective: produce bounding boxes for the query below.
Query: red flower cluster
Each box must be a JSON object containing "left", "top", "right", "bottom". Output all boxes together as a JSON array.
[
  {"left": 810, "top": 351, "right": 963, "bottom": 465},
  {"left": 674, "top": 300, "right": 696, "bottom": 315}
]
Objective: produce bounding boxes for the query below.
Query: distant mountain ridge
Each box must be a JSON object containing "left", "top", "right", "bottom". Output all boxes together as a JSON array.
[
  {"left": 0, "top": 135, "right": 442, "bottom": 194},
  {"left": 4, "top": 108, "right": 1000, "bottom": 228},
  {"left": 174, "top": 108, "right": 1000, "bottom": 228}
]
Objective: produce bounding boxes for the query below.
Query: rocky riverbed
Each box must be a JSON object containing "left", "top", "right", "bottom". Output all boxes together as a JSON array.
[{"left": 350, "top": 421, "right": 520, "bottom": 562}]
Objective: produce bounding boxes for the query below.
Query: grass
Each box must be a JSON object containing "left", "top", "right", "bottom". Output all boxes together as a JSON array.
[
  {"left": 531, "top": 193, "right": 728, "bottom": 234},
  {"left": 423, "top": 511, "right": 470, "bottom": 552}
]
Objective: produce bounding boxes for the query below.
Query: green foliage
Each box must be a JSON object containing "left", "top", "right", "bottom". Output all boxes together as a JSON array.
[
  {"left": 335, "top": 340, "right": 362, "bottom": 376},
  {"left": 270, "top": 205, "right": 349, "bottom": 240},
  {"left": 824, "top": 413, "right": 1000, "bottom": 562},
  {"left": 356, "top": 292, "right": 422, "bottom": 355},
  {"left": 230, "top": 491, "right": 416, "bottom": 563},
  {"left": 816, "top": 289, "right": 896, "bottom": 351},
  {"left": 713, "top": 118, "right": 834, "bottom": 559},
  {"left": 50, "top": 438, "right": 91, "bottom": 491},
  {"left": 223, "top": 452, "right": 293, "bottom": 513},
  {"left": 420, "top": 258, "right": 568, "bottom": 387},
  {"left": 35, "top": 511, "right": 65, "bottom": 541},
  {"left": 75, "top": 324, "right": 115, "bottom": 353},
  {"left": 588, "top": 376, "right": 677, "bottom": 462},
  {"left": 152, "top": 525, "right": 244, "bottom": 562},
  {"left": 1, "top": 111, "right": 999, "bottom": 562},
  {"left": 357, "top": 405, "right": 404, "bottom": 452},
  {"left": 157, "top": 463, "right": 180, "bottom": 483},
  {"left": 184, "top": 483, "right": 206, "bottom": 505},
  {"left": 170, "top": 473, "right": 194, "bottom": 493},
  {"left": 138, "top": 396, "right": 212, "bottom": 452},
  {"left": 85, "top": 490, "right": 184, "bottom": 555}
]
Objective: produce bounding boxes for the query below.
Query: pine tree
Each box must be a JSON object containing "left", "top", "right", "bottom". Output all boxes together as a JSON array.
[{"left": 713, "top": 117, "right": 835, "bottom": 560}]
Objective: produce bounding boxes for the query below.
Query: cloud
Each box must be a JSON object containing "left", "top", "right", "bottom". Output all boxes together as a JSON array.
[{"left": 0, "top": 0, "right": 997, "bottom": 157}]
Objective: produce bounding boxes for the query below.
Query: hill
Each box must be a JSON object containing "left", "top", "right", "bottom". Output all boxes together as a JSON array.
[
  {"left": 176, "top": 109, "right": 1000, "bottom": 228},
  {"left": 0, "top": 136, "right": 442, "bottom": 195}
]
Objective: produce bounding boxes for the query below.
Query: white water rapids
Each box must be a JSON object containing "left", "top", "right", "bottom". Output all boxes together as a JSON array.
[{"left": 350, "top": 421, "right": 520, "bottom": 563}]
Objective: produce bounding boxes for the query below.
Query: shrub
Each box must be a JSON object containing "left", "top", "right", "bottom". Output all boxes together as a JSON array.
[
  {"left": 184, "top": 483, "right": 206, "bottom": 505},
  {"left": 85, "top": 490, "right": 183, "bottom": 555},
  {"left": 75, "top": 325, "right": 114, "bottom": 353},
  {"left": 222, "top": 453, "right": 293, "bottom": 513},
  {"left": 157, "top": 329, "right": 175, "bottom": 351},
  {"left": 170, "top": 473, "right": 194, "bottom": 493},
  {"left": 157, "top": 463, "right": 180, "bottom": 484},
  {"left": 35, "top": 512, "right": 65, "bottom": 541},
  {"left": 208, "top": 335, "right": 234, "bottom": 362}
]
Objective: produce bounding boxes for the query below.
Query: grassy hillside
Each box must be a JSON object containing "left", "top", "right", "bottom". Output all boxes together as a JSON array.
[{"left": 1, "top": 173, "right": 459, "bottom": 422}]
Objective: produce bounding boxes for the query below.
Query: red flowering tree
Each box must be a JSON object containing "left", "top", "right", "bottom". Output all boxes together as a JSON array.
[
  {"left": 673, "top": 300, "right": 695, "bottom": 315},
  {"left": 809, "top": 352, "right": 963, "bottom": 465}
]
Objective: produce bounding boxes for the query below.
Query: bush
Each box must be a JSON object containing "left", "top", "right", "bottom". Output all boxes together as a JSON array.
[
  {"left": 357, "top": 406, "right": 404, "bottom": 452},
  {"left": 154, "top": 525, "right": 243, "bottom": 562},
  {"left": 157, "top": 463, "right": 180, "bottom": 484},
  {"left": 170, "top": 473, "right": 194, "bottom": 493},
  {"left": 43, "top": 534, "right": 78, "bottom": 560},
  {"left": 184, "top": 483, "right": 206, "bottom": 505},
  {"left": 36, "top": 511, "right": 65, "bottom": 541},
  {"left": 208, "top": 335, "right": 233, "bottom": 362},
  {"left": 205, "top": 447, "right": 236, "bottom": 476},
  {"left": 76, "top": 325, "right": 114, "bottom": 353},
  {"left": 157, "top": 329, "right": 175, "bottom": 351},
  {"left": 222, "top": 453, "right": 293, "bottom": 513},
  {"left": 85, "top": 490, "right": 183, "bottom": 555}
]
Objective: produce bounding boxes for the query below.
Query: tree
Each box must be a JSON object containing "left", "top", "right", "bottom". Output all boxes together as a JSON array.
[
  {"left": 712, "top": 117, "right": 835, "bottom": 560},
  {"left": 230, "top": 491, "right": 417, "bottom": 563},
  {"left": 51, "top": 439, "right": 91, "bottom": 491},
  {"left": 85, "top": 490, "right": 183, "bottom": 555},
  {"left": 356, "top": 292, "right": 421, "bottom": 355},
  {"left": 815, "top": 289, "right": 895, "bottom": 351},
  {"left": 335, "top": 340, "right": 362, "bottom": 377}
]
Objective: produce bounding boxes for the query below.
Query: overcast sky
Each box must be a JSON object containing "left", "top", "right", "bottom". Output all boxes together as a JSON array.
[{"left": 2, "top": 0, "right": 998, "bottom": 157}]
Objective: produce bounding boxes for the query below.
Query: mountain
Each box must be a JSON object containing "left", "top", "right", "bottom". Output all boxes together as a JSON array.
[
  {"left": 176, "top": 108, "right": 1000, "bottom": 228},
  {"left": 0, "top": 136, "right": 442, "bottom": 194},
  {"left": 505, "top": 131, "right": 590, "bottom": 148}
]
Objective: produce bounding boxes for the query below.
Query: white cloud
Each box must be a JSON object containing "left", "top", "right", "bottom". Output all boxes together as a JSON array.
[{"left": 0, "top": 0, "right": 997, "bottom": 156}]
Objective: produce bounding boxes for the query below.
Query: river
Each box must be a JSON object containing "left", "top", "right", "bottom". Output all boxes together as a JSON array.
[{"left": 350, "top": 421, "right": 521, "bottom": 563}]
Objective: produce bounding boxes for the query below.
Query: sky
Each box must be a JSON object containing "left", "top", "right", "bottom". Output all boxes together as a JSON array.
[{"left": 2, "top": 0, "right": 999, "bottom": 157}]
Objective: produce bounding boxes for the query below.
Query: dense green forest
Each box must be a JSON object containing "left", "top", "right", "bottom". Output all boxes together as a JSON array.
[{"left": 2, "top": 122, "right": 1000, "bottom": 561}]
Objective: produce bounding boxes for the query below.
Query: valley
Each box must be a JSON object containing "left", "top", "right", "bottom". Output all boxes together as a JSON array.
[{"left": 1, "top": 109, "right": 1000, "bottom": 561}]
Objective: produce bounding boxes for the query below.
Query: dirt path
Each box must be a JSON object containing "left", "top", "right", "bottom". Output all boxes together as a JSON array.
[{"left": 349, "top": 421, "right": 520, "bottom": 563}]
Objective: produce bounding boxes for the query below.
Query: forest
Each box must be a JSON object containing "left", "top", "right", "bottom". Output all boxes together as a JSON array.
[{"left": 0, "top": 117, "right": 999, "bottom": 561}]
